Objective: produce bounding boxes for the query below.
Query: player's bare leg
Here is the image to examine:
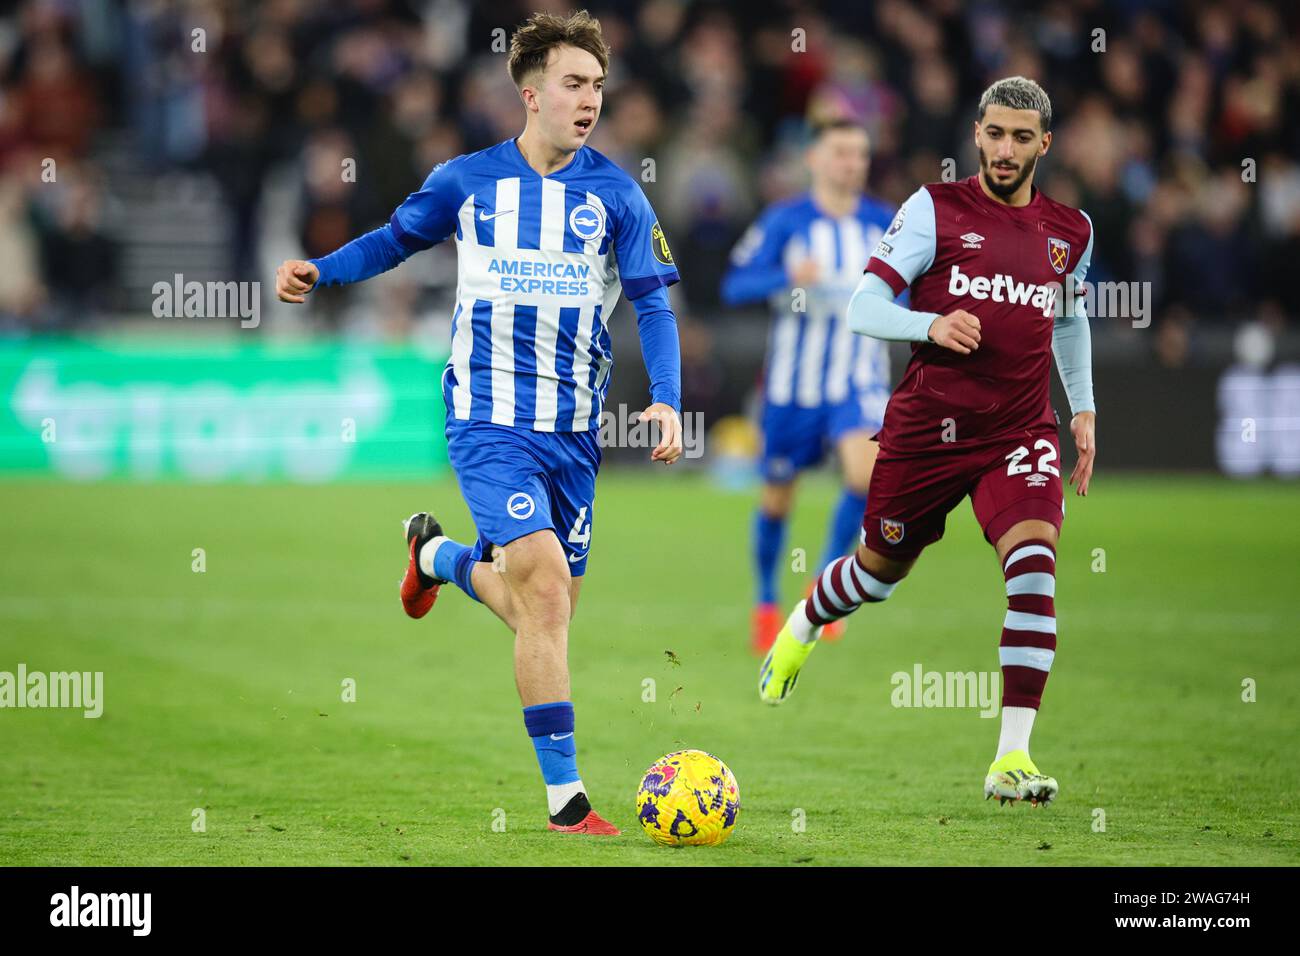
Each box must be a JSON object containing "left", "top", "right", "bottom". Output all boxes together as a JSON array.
[
  {"left": 500, "top": 530, "right": 618, "bottom": 834},
  {"left": 498, "top": 531, "right": 572, "bottom": 703},
  {"left": 761, "top": 541, "right": 914, "bottom": 704},
  {"left": 753, "top": 479, "right": 796, "bottom": 653},
  {"left": 467, "top": 555, "right": 584, "bottom": 631},
  {"left": 857, "top": 544, "right": 914, "bottom": 584},
  {"left": 405, "top": 519, "right": 613, "bottom": 832},
  {"left": 813, "top": 432, "right": 879, "bottom": 641},
  {"left": 837, "top": 433, "right": 878, "bottom": 508},
  {"left": 759, "top": 481, "right": 796, "bottom": 518},
  {"left": 985, "top": 518, "right": 1061, "bottom": 806}
]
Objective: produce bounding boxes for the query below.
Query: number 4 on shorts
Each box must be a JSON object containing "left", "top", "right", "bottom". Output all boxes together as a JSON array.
[{"left": 568, "top": 507, "right": 591, "bottom": 548}]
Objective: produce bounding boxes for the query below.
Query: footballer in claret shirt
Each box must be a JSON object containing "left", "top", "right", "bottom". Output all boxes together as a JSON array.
[{"left": 760, "top": 76, "right": 1098, "bottom": 810}]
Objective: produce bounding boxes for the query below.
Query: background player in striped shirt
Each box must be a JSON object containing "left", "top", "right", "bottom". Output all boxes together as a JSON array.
[
  {"left": 722, "top": 119, "right": 895, "bottom": 654},
  {"left": 759, "top": 77, "right": 1097, "bottom": 808},
  {"left": 274, "top": 11, "right": 683, "bottom": 835}
]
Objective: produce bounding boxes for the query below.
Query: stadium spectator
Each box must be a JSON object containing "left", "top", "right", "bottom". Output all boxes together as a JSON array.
[{"left": 0, "top": 0, "right": 1296, "bottom": 338}]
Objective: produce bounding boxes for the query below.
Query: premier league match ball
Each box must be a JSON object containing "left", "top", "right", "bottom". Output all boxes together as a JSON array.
[{"left": 635, "top": 750, "right": 741, "bottom": 847}]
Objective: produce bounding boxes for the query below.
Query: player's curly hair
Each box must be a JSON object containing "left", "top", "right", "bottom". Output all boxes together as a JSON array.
[
  {"left": 508, "top": 9, "right": 610, "bottom": 87},
  {"left": 978, "top": 76, "right": 1053, "bottom": 131}
]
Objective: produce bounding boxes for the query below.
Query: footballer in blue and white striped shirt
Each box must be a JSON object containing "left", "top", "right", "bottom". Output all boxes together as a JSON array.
[
  {"left": 721, "top": 119, "right": 895, "bottom": 654},
  {"left": 275, "top": 11, "right": 681, "bottom": 837}
]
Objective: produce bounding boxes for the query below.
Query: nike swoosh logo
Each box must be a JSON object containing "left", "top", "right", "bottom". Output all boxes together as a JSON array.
[
  {"left": 479, "top": 209, "right": 515, "bottom": 221},
  {"left": 568, "top": 552, "right": 587, "bottom": 563},
  {"left": 550, "top": 732, "right": 574, "bottom": 740}
]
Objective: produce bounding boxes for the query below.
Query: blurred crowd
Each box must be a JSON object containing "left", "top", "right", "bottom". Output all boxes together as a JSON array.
[{"left": 1, "top": 0, "right": 1298, "bottom": 367}]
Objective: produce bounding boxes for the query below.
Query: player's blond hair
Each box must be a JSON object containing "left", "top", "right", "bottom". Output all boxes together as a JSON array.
[
  {"left": 978, "top": 76, "right": 1053, "bottom": 131},
  {"left": 508, "top": 10, "right": 610, "bottom": 87}
]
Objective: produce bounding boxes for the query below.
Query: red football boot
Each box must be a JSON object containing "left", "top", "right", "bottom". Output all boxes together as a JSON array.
[
  {"left": 547, "top": 811, "right": 622, "bottom": 835},
  {"left": 752, "top": 603, "right": 780, "bottom": 655},
  {"left": 547, "top": 793, "right": 621, "bottom": 835},
  {"left": 400, "top": 512, "right": 445, "bottom": 619}
]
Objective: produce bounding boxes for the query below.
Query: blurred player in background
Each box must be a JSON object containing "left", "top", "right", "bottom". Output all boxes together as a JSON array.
[
  {"left": 722, "top": 119, "right": 894, "bottom": 654},
  {"left": 759, "top": 78, "right": 1097, "bottom": 808},
  {"left": 275, "top": 10, "right": 683, "bottom": 835}
]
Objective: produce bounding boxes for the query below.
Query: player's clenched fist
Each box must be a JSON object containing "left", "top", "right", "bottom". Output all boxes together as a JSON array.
[
  {"left": 276, "top": 260, "right": 320, "bottom": 303},
  {"left": 927, "top": 309, "right": 981, "bottom": 354},
  {"left": 788, "top": 258, "right": 821, "bottom": 288}
]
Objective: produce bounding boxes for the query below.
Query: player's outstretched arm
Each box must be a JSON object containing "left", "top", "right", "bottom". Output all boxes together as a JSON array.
[
  {"left": 279, "top": 223, "right": 420, "bottom": 302},
  {"left": 276, "top": 260, "right": 319, "bottom": 303},
  {"left": 275, "top": 157, "right": 464, "bottom": 304}
]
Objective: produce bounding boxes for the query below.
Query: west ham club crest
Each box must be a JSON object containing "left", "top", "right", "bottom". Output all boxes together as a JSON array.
[{"left": 1048, "top": 237, "right": 1070, "bottom": 275}]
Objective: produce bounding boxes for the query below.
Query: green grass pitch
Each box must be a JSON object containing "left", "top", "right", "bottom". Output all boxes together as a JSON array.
[{"left": 1, "top": 473, "right": 1296, "bottom": 866}]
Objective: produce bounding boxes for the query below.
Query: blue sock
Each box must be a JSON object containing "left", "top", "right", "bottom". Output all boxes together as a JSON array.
[
  {"left": 523, "top": 702, "right": 580, "bottom": 786},
  {"left": 753, "top": 509, "right": 786, "bottom": 605},
  {"left": 431, "top": 538, "right": 479, "bottom": 603},
  {"left": 820, "top": 490, "right": 868, "bottom": 570}
]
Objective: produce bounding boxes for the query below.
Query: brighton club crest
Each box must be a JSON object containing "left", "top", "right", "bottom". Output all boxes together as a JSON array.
[
  {"left": 880, "top": 518, "right": 905, "bottom": 545},
  {"left": 1048, "top": 237, "right": 1070, "bottom": 275},
  {"left": 569, "top": 203, "right": 606, "bottom": 243}
]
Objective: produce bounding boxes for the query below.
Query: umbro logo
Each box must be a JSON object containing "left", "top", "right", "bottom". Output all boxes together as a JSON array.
[
  {"left": 479, "top": 208, "right": 515, "bottom": 221},
  {"left": 1025, "top": 473, "right": 1049, "bottom": 487},
  {"left": 960, "top": 232, "right": 985, "bottom": 248}
]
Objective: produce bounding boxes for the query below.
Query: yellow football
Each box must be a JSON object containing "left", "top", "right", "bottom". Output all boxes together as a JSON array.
[{"left": 635, "top": 749, "right": 741, "bottom": 846}]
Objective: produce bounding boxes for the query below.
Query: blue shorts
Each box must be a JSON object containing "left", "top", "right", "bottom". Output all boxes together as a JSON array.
[
  {"left": 760, "top": 390, "right": 888, "bottom": 484},
  {"left": 445, "top": 418, "right": 601, "bottom": 576}
]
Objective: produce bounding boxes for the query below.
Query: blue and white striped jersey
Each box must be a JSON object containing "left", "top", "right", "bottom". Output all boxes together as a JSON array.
[
  {"left": 722, "top": 193, "right": 895, "bottom": 408},
  {"left": 390, "top": 139, "right": 680, "bottom": 432}
]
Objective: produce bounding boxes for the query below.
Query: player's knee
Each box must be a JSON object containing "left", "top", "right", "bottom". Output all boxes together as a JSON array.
[
  {"left": 515, "top": 571, "right": 571, "bottom": 630},
  {"left": 995, "top": 520, "right": 1059, "bottom": 564},
  {"left": 841, "top": 460, "right": 874, "bottom": 495},
  {"left": 503, "top": 534, "right": 570, "bottom": 604},
  {"left": 854, "top": 543, "right": 912, "bottom": 589},
  {"left": 759, "top": 482, "right": 795, "bottom": 518},
  {"left": 838, "top": 436, "right": 879, "bottom": 490}
]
